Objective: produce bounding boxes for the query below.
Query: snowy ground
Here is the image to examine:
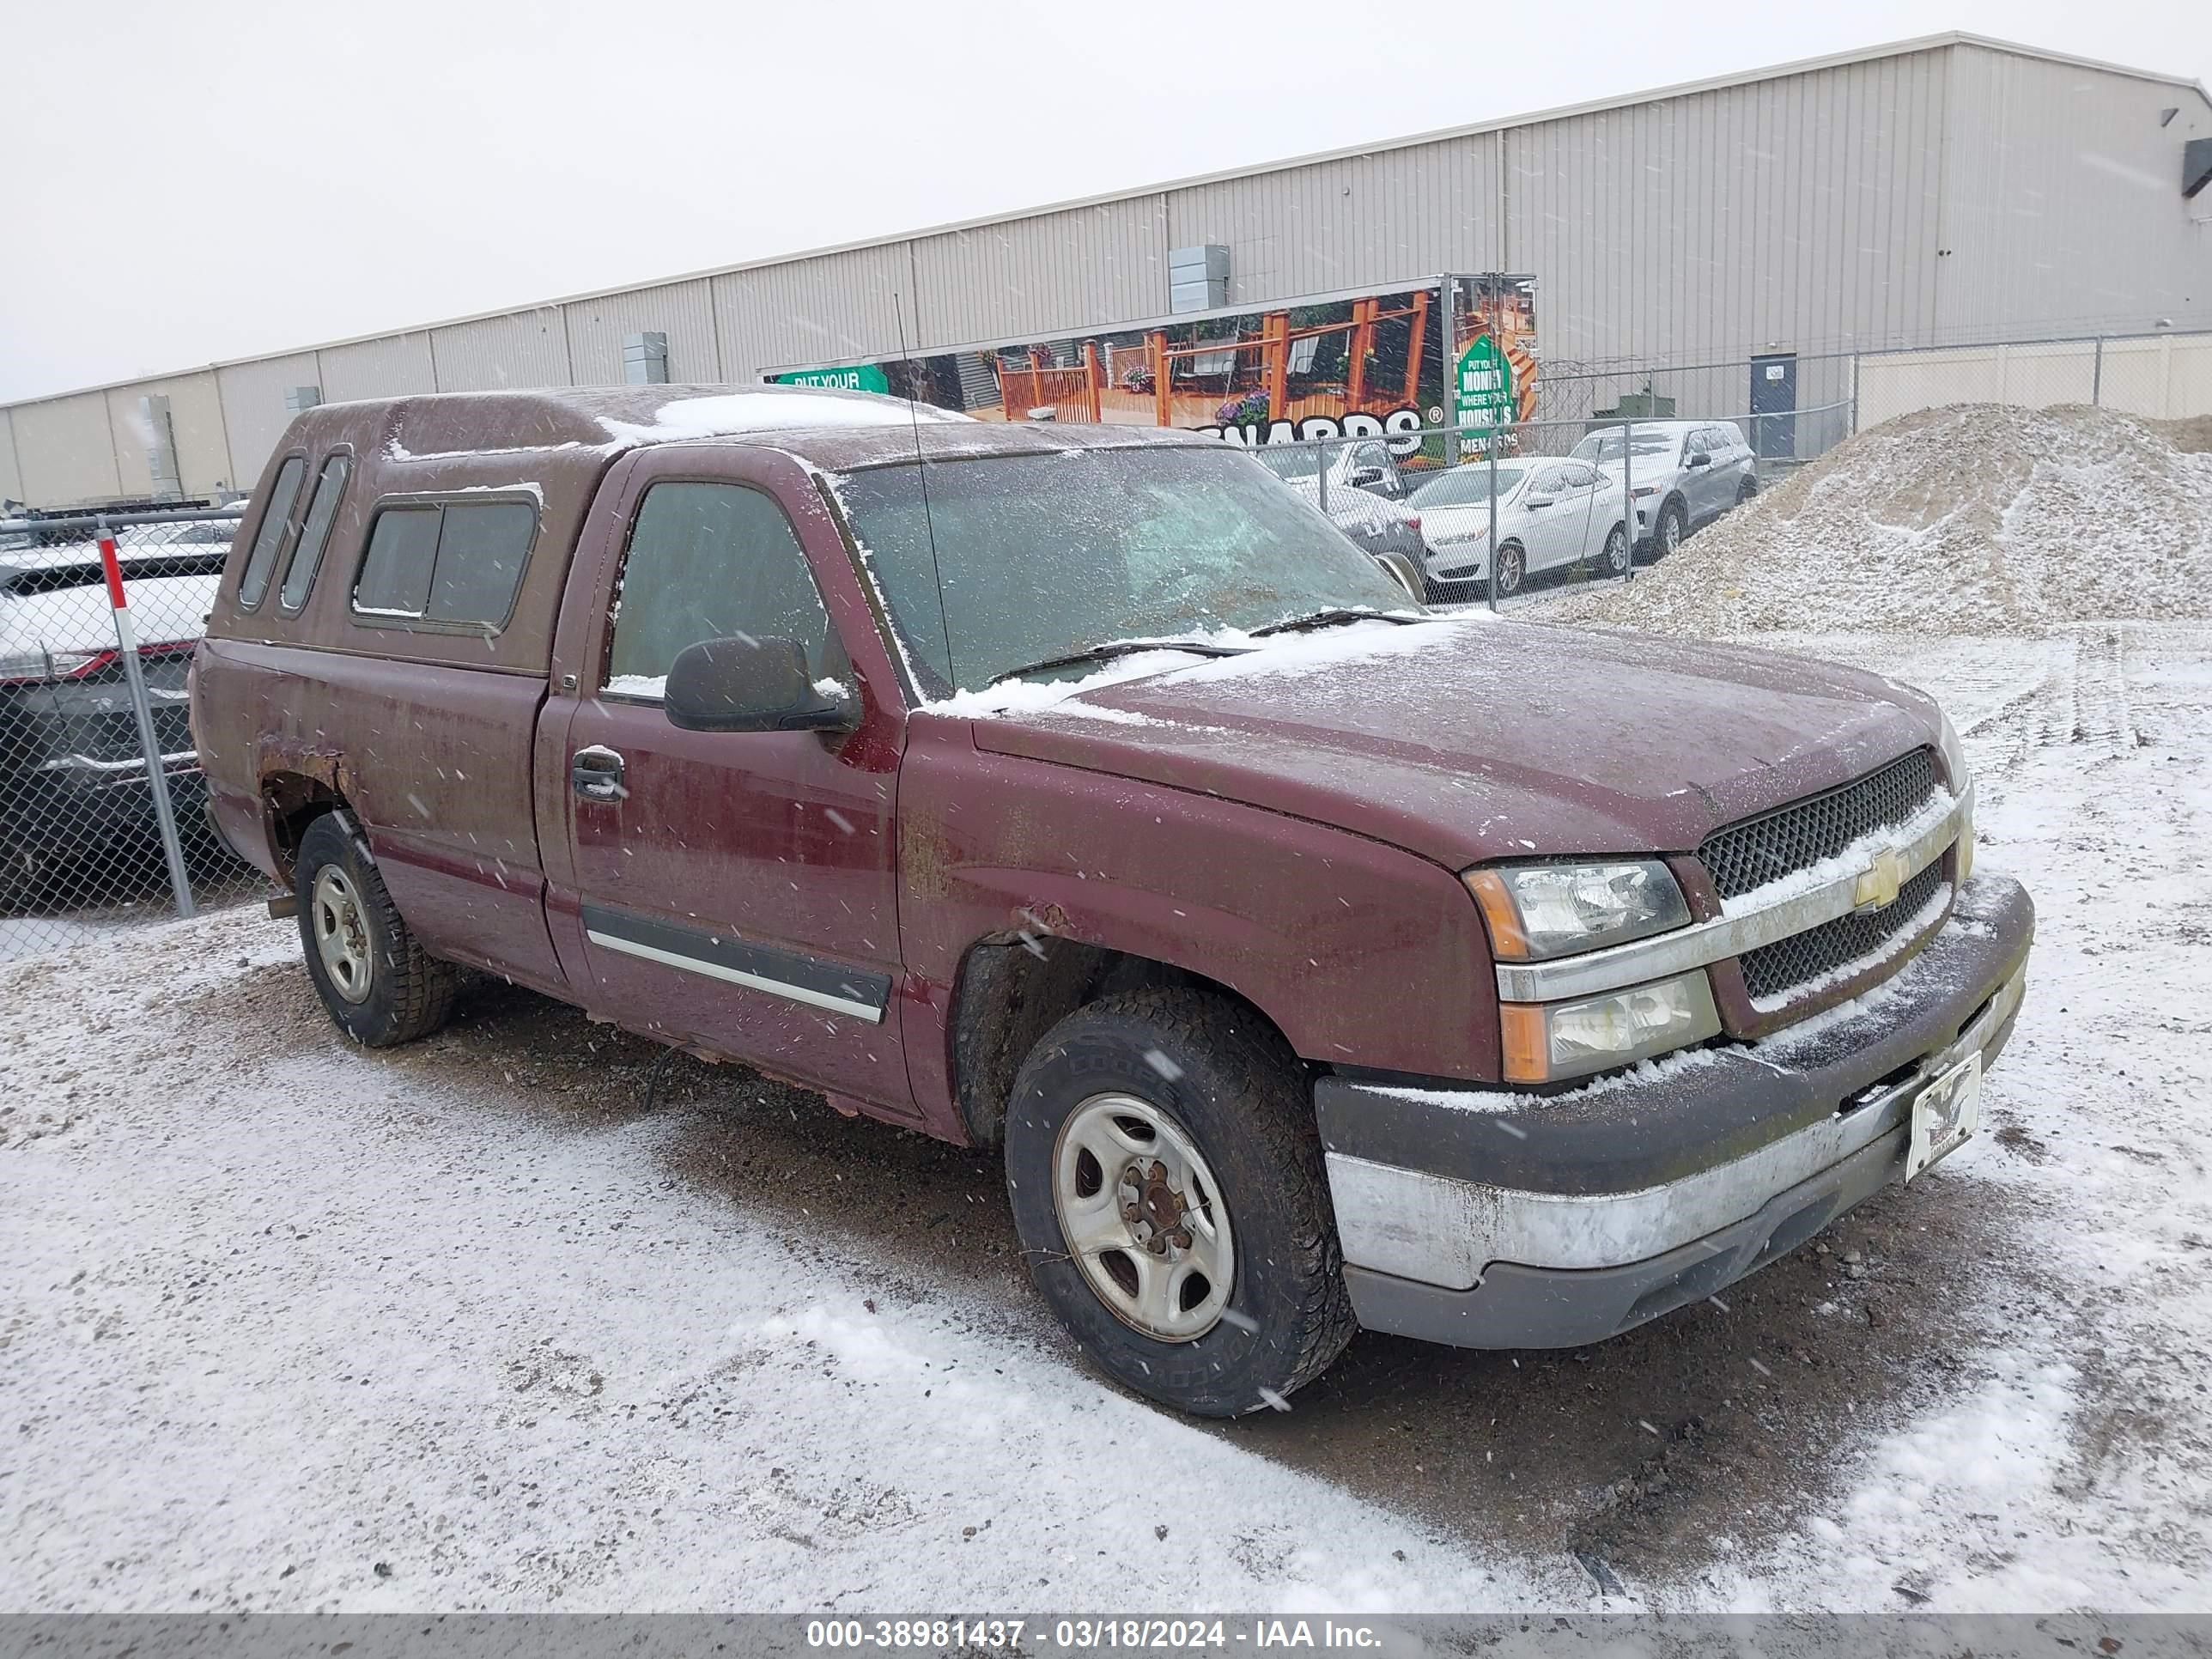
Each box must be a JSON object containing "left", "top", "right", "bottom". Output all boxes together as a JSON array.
[{"left": 2, "top": 623, "right": 2208, "bottom": 1615}]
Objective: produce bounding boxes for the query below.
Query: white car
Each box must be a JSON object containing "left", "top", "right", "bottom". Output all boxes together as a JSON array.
[
  {"left": 1569, "top": 420, "right": 1758, "bottom": 560},
  {"left": 1406, "top": 458, "right": 1631, "bottom": 599}
]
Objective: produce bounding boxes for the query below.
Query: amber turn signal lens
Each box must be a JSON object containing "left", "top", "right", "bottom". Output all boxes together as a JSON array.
[
  {"left": 1464, "top": 869, "right": 1529, "bottom": 959},
  {"left": 1499, "top": 1003, "right": 1549, "bottom": 1084}
]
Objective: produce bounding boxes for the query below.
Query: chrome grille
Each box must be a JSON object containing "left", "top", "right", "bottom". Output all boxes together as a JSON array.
[
  {"left": 1698, "top": 748, "right": 1940, "bottom": 901},
  {"left": 1698, "top": 747, "right": 1949, "bottom": 1007},
  {"left": 1737, "top": 860, "right": 1946, "bottom": 1002}
]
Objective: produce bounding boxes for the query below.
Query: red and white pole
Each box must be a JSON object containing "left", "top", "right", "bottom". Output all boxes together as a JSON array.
[{"left": 98, "top": 519, "right": 196, "bottom": 918}]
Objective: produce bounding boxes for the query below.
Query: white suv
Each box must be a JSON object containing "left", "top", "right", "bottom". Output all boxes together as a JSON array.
[{"left": 1570, "top": 420, "right": 1757, "bottom": 560}]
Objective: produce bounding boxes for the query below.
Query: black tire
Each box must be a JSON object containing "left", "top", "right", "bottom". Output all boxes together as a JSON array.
[
  {"left": 1601, "top": 521, "right": 1631, "bottom": 577},
  {"left": 1005, "top": 988, "right": 1356, "bottom": 1417},
  {"left": 1736, "top": 478, "right": 1759, "bottom": 507},
  {"left": 1493, "top": 540, "right": 1527, "bottom": 599},
  {"left": 1654, "top": 498, "right": 1687, "bottom": 560},
  {"left": 294, "top": 811, "right": 457, "bottom": 1047}
]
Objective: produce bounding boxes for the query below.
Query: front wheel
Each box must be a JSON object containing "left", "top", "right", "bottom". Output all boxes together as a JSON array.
[
  {"left": 1601, "top": 522, "right": 1631, "bottom": 576},
  {"left": 1004, "top": 988, "right": 1356, "bottom": 1417},
  {"left": 1655, "top": 499, "right": 1687, "bottom": 559},
  {"left": 295, "top": 811, "right": 457, "bottom": 1047},
  {"left": 1493, "top": 541, "right": 1527, "bottom": 599}
]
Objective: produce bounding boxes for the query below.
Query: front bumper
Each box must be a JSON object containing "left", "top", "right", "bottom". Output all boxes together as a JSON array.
[{"left": 1318, "top": 872, "right": 2033, "bottom": 1349}]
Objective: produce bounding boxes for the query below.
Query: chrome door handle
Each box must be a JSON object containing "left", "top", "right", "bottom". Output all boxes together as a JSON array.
[{"left": 571, "top": 745, "right": 625, "bottom": 800}]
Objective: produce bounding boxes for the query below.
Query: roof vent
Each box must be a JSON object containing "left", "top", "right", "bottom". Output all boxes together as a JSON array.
[
  {"left": 1168, "top": 246, "right": 1230, "bottom": 315},
  {"left": 625, "top": 331, "right": 671, "bottom": 386}
]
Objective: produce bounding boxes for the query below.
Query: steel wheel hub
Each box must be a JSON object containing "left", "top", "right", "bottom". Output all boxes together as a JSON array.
[
  {"left": 1052, "top": 1092, "right": 1234, "bottom": 1342},
  {"left": 311, "top": 866, "right": 374, "bottom": 1005}
]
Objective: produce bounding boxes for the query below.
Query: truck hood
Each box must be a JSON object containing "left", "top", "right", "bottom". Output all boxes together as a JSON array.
[{"left": 952, "top": 617, "right": 1942, "bottom": 866}]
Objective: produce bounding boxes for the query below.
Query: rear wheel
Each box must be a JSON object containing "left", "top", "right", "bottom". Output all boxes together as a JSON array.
[
  {"left": 1736, "top": 478, "right": 1759, "bottom": 507},
  {"left": 1601, "top": 522, "right": 1631, "bottom": 576},
  {"left": 294, "top": 811, "right": 457, "bottom": 1047},
  {"left": 1004, "top": 988, "right": 1356, "bottom": 1417}
]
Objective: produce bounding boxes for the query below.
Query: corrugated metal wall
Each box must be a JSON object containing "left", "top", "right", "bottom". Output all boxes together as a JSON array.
[
  {"left": 1504, "top": 49, "right": 1948, "bottom": 370},
  {"left": 714, "top": 243, "right": 920, "bottom": 380},
  {"left": 103, "top": 373, "right": 232, "bottom": 498},
  {"left": 10, "top": 393, "right": 124, "bottom": 508},
  {"left": 1164, "top": 137, "right": 1504, "bottom": 303},
  {"left": 1938, "top": 45, "right": 2212, "bottom": 343},
  {"left": 217, "top": 352, "right": 321, "bottom": 488},
  {"left": 318, "top": 333, "right": 438, "bottom": 404},
  {"left": 0, "top": 409, "right": 24, "bottom": 506},
  {"left": 8, "top": 40, "right": 2209, "bottom": 507},
  {"left": 429, "top": 308, "right": 572, "bottom": 392},
  {"left": 908, "top": 198, "right": 1169, "bottom": 349},
  {"left": 565, "top": 279, "right": 719, "bottom": 386}
]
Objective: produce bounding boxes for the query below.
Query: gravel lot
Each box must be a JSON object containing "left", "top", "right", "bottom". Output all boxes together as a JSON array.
[{"left": 3, "top": 623, "right": 2208, "bottom": 1614}]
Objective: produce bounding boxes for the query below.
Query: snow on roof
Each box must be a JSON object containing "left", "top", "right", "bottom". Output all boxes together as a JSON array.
[{"left": 599, "top": 390, "right": 971, "bottom": 445}]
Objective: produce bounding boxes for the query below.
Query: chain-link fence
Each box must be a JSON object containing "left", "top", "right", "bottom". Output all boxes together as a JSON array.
[
  {"left": 1270, "top": 402, "right": 1850, "bottom": 612},
  {"left": 0, "top": 507, "right": 258, "bottom": 961}
]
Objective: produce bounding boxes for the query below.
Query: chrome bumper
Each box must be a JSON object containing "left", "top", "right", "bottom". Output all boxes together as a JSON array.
[{"left": 1328, "top": 956, "right": 2025, "bottom": 1290}]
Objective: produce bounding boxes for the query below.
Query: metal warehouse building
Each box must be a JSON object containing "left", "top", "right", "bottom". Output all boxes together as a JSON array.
[{"left": 3, "top": 29, "right": 2209, "bottom": 509}]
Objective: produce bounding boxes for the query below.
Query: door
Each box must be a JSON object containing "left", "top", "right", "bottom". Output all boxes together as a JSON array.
[
  {"left": 1677, "top": 428, "right": 1719, "bottom": 523},
  {"left": 1750, "top": 355, "right": 1797, "bottom": 461},
  {"left": 1518, "top": 465, "right": 1585, "bottom": 571},
  {"left": 538, "top": 444, "right": 912, "bottom": 1111},
  {"left": 1560, "top": 460, "right": 1615, "bottom": 561}
]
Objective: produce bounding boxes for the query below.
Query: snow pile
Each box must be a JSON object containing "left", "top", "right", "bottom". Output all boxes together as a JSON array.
[{"left": 1542, "top": 404, "right": 2212, "bottom": 636}]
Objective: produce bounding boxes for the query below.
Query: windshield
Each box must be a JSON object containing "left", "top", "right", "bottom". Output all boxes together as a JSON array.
[
  {"left": 833, "top": 446, "right": 1412, "bottom": 696},
  {"left": 1571, "top": 428, "right": 1679, "bottom": 464},
  {"left": 1408, "top": 465, "right": 1530, "bottom": 507}
]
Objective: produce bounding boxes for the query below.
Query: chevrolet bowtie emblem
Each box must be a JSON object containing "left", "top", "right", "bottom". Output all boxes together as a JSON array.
[{"left": 1853, "top": 847, "right": 1905, "bottom": 912}]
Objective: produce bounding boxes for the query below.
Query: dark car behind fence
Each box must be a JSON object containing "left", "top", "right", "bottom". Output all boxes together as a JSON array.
[{"left": 0, "top": 507, "right": 258, "bottom": 960}]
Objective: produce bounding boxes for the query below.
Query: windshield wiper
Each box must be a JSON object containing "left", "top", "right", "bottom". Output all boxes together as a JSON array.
[
  {"left": 994, "top": 638, "right": 1255, "bottom": 682},
  {"left": 1249, "top": 606, "right": 1420, "bottom": 637}
]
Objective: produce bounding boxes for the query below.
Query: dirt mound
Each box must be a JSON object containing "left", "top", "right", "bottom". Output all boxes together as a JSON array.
[{"left": 1541, "top": 404, "right": 2212, "bottom": 636}]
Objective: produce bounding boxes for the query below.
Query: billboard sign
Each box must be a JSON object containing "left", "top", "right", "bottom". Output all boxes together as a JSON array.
[{"left": 766, "top": 276, "right": 1536, "bottom": 464}]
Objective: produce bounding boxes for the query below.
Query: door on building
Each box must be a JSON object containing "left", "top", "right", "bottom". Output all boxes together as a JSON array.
[{"left": 1749, "top": 354, "right": 1797, "bottom": 462}]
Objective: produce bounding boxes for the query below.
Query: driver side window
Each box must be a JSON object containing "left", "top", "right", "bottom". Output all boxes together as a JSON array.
[{"left": 605, "top": 482, "right": 834, "bottom": 696}]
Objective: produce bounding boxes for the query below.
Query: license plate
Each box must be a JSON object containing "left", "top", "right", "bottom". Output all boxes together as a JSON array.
[{"left": 1905, "top": 1053, "right": 1984, "bottom": 1182}]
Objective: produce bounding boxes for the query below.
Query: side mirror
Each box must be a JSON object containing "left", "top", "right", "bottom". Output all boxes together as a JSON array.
[
  {"left": 1526, "top": 495, "right": 1555, "bottom": 509},
  {"left": 1686, "top": 452, "right": 1712, "bottom": 468},
  {"left": 664, "top": 635, "right": 858, "bottom": 734},
  {"left": 1348, "top": 465, "right": 1385, "bottom": 489}
]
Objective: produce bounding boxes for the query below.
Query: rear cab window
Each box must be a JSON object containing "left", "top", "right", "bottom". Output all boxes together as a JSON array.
[
  {"left": 352, "top": 498, "right": 538, "bottom": 630},
  {"left": 276, "top": 453, "right": 351, "bottom": 612},
  {"left": 235, "top": 455, "right": 307, "bottom": 609}
]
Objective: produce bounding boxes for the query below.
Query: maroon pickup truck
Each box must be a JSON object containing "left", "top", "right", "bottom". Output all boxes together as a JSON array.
[{"left": 191, "top": 386, "right": 2032, "bottom": 1417}]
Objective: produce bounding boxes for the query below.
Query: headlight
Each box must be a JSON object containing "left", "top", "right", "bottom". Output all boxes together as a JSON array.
[
  {"left": 1499, "top": 971, "right": 1722, "bottom": 1084},
  {"left": 1934, "top": 713, "right": 1974, "bottom": 881},
  {"left": 1464, "top": 859, "right": 1692, "bottom": 960},
  {"left": 1935, "top": 711, "right": 1971, "bottom": 792}
]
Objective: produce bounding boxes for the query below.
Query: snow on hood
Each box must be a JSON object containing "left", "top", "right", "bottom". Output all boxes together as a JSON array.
[
  {"left": 599, "top": 392, "right": 972, "bottom": 445},
  {"left": 956, "top": 619, "right": 1941, "bottom": 866}
]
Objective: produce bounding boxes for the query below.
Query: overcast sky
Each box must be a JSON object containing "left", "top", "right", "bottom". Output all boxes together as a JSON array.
[{"left": 3, "top": 0, "right": 2207, "bottom": 404}]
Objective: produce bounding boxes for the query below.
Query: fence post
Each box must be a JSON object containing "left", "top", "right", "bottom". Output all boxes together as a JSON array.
[
  {"left": 2092, "top": 337, "right": 2104, "bottom": 408},
  {"left": 96, "top": 516, "right": 195, "bottom": 920},
  {"left": 1441, "top": 275, "right": 1461, "bottom": 470},
  {"left": 1620, "top": 418, "right": 1634, "bottom": 583},
  {"left": 1316, "top": 438, "right": 1329, "bottom": 519},
  {"left": 1486, "top": 436, "right": 1499, "bottom": 613}
]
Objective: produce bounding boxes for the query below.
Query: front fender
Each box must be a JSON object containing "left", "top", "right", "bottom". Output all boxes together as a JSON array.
[{"left": 897, "top": 716, "right": 1498, "bottom": 1129}]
